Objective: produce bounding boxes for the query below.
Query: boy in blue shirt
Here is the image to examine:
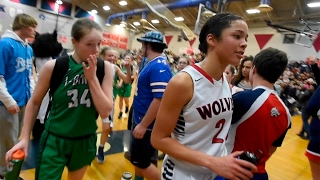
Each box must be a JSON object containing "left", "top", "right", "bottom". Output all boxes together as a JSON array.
[
  {"left": 0, "top": 13, "right": 37, "bottom": 179},
  {"left": 130, "top": 31, "right": 172, "bottom": 180}
]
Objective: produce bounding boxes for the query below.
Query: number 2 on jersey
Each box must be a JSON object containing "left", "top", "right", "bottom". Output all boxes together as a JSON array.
[
  {"left": 67, "top": 89, "right": 91, "bottom": 108},
  {"left": 212, "top": 119, "right": 226, "bottom": 143}
]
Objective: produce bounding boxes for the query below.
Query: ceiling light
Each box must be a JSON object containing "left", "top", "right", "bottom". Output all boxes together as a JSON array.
[
  {"left": 119, "top": 1, "right": 127, "bottom": 6},
  {"left": 55, "top": 0, "right": 63, "bottom": 5},
  {"left": 174, "top": 17, "right": 184, "bottom": 21},
  {"left": 133, "top": 22, "right": 140, "bottom": 26},
  {"left": 202, "top": 10, "right": 215, "bottom": 17},
  {"left": 103, "top": 6, "right": 110, "bottom": 10},
  {"left": 256, "top": 4, "right": 273, "bottom": 12},
  {"left": 140, "top": 18, "right": 148, "bottom": 23},
  {"left": 90, "top": 10, "right": 98, "bottom": 14},
  {"left": 151, "top": 19, "right": 159, "bottom": 24},
  {"left": 246, "top": 9, "right": 260, "bottom": 14},
  {"left": 307, "top": 2, "right": 320, "bottom": 7}
]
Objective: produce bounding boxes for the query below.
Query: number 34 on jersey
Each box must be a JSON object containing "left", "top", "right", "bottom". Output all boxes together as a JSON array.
[{"left": 67, "top": 89, "right": 91, "bottom": 108}]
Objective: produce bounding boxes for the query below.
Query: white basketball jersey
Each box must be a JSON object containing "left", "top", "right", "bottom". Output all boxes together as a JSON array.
[
  {"left": 231, "top": 85, "right": 240, "bottom": 95},
  {"left": 168, "top": 64, "right": 233, "bottom": 173}
]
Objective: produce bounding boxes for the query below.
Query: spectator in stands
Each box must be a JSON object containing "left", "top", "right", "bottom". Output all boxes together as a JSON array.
[
  {"left": 225, "top": 65, "right": 244, "bottom": 94},
  {"left": 297, "top": 84, "right": 315, "bottom": 140},
  {"left": 232, "top": 56, "right": 254, "bottom": 90},
  {"left": 171, "top": 55, "right": 190, "bottom": 76}
]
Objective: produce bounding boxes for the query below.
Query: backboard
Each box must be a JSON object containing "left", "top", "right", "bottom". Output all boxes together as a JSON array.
[{"left": 295, "top": 21, "right": 320, "bottom": 48}]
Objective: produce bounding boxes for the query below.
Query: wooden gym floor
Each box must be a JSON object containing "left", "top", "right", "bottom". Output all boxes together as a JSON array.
[{"left": 19, "top": 86, "right": 312, "bottom": 180}]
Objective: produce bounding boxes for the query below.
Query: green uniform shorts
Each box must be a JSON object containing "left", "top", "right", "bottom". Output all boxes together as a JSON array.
[
  {"left": 35, "top": 130, "right": 97, "bottom": 180},
  {"left": 117, "top": 84, "right": 132, "bottom": 98}
]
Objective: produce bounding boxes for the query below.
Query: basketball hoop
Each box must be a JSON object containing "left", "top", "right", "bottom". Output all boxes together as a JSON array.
[{"left": 295, "top": 21, "right": 320, "bottom": 48}]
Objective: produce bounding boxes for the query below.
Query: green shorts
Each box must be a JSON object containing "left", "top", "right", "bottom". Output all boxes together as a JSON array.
[
  {"left": 117, "top": 84, "right": 132, "bottom": 97},
  {"left": 35, "top": 130, "right": 97, "bottom": 180}
]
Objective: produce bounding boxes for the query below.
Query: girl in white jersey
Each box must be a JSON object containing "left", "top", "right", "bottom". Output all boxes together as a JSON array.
[
  {"left": 97, "top": 47, "right": 131, "bottom": 163},
  {"left": 151, "top": 13, "right": 257, "bottom": 180}
]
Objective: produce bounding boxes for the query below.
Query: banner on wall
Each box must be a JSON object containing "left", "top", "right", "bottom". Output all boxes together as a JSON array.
[
  {"left": 10, "top": 0, "right": 37, "bottom": 7},
  {"left": 102, "top": 32, "right": 128, "bottom": 50},
  {"left": 119, "top": 36, "right": 128, "bottom": 43},
  {"left": 313, "top": 34, "right": 320, "bottom": 52},
  {"left": 254, "top": 34, "right": 273, "bottom": 50},
  {"left": 75, "top": 6, "right": 94, "bottom": 20},
  {"left": 189, "top": 38, "right": 196, "bottom": 47},
  {"left": 165, "top": 35, "right": 173, "bottom": 46},
  {"left": 41, "top": 0, "right": 72, "bottom": 16}
]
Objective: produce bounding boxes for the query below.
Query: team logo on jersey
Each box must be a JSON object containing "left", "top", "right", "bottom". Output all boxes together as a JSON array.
[
  {"left": 7, "top": 162, "right": 13, "bottom": 172},
  {"left": 195, "top": 77, "right": 203, "bottom": 82},
  {"left": 15, "top": 57, "right": 33, "bottom": 73},
  {"left": 270, "top": 107, "right": 280, "bottom": 117}
]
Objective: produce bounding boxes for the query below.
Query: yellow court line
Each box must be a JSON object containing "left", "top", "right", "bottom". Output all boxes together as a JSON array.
[{"left": 91, "top": 163, "right": 107, "bottom": 180}]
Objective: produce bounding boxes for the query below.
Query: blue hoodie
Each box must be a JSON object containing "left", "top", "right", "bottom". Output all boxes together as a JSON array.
[{"left": 0, "top": 30, "right": 34, "bottom": 107}]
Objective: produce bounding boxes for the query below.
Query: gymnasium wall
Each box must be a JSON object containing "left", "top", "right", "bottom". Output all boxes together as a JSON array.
[
  {"left": 102, "top": 25, "right": 133, "bottom": 53},
  {"left": 1, "top": 0, "right": 318, "bottom": 59},
  {"left": 0, "top": 0, "right": 108, "bottom": 50},
  {"left": 246, "top": 27, "right": 320, "bottom": 60},
  {"left": 132, "top": 27, "right": 320, "bottom": 61}
]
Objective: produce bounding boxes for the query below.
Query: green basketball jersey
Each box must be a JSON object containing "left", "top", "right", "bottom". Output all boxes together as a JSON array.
[
  {"left": 121, "top": 65, "right": 133, "bottom": 84},
  {"left": 121, "top": 65, "right": 133, "bottom": 75},
  {"left": 45, "top": 57, "right": 98, "bottom": 138}
]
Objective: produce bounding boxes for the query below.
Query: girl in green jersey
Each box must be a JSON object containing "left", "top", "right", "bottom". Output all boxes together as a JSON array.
[{"left": 6, "top": 18, "right": 114, "bottom": 180}]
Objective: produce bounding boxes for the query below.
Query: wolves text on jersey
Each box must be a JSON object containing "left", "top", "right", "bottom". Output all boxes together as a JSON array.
[{"left": 196, "top": 97, "right": 233, "bottom": 120}]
